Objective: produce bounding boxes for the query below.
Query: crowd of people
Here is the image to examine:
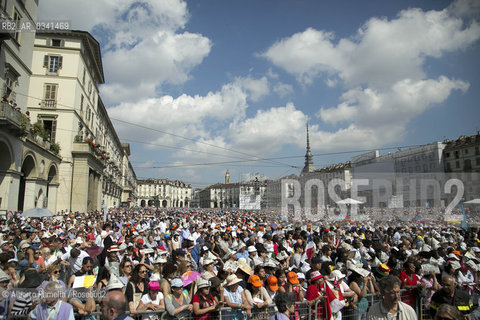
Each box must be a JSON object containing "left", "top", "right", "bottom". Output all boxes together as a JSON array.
[{"left": 0, "top": 207, "right": 479, "bottom": 320}]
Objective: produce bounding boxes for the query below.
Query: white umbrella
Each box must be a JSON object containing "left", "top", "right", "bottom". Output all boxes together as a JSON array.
[
  {"left": 22, "top": 207, "right": 55, "bottom": 218},
  {"left": 464, "top": 199, "right": 480, "bottom": 204},
  {"left": 336, "top": 198, "right": 364, "bottom": 205}
]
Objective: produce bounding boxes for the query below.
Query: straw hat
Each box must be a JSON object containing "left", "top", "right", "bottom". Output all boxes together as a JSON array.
[
  {"left": 329, "top": 270, "right": 346, "bottom": 282},
  {"left": 106, "top": 275, "right": 124, "bottom": 291},
  {"left": 224, "top": 275, "right": 242, "bottom": 287},
  {"left": 197, "top": 278, "right": 211, "bottom": 289}
]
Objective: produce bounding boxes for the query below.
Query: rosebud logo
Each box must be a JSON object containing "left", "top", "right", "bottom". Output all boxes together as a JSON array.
[{"left": 280, "top": 172, "right": 471, "bottom": 221}]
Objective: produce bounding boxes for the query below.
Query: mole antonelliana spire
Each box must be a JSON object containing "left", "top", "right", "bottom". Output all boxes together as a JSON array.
[{"left": 301, "top": 123, "right": 315, "bottom": 174}]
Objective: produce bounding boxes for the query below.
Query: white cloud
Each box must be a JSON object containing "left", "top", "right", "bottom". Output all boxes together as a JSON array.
[
  {"left": 228, "top": 103, "right": 307, "bottom": 154},
  {"left": 233, "top": 76, "right": 270, "bottom": 102},
  {"left": 261, "top": 6, "right": 480, "bottom": 88},
  {"left": 101, "top": 31, "right": 211, "bottom": 103},
  {"left": 448, "top": 0, "right": 480, "bottom": 19},
  {"left": 39, "top": 0, "right": 210, "bottom": 105},
  {"left": 107, "top": 76, "right": 274, "bottom": 150},
  {"left": 315, "top": 76, "right": 469, "bottom": 149},
  {"left": 273, "top": 83, "right": 294, "bottom": 98},
  {"left": 260, "top": 2, "right": 479, "bottom": 151},
  {"left": 319, "top": 77, "right": 469, "bottom": 127}
]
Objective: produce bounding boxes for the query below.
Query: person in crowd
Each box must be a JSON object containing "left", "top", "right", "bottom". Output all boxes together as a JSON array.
[
  {"left": 223, "top": 274, "right": 250, "bottom": 319},
  {"left": 265, "top": 275, "right": 279, "bottom": 301},
  {"left": 349, "top": 268, "right": 375, "bottom": 320},
  {"left": 434, "top": 304, "right": 463, "bottom": 320},
  {"left": 28, "top": 281, "right": 75, "bottom": 320},
  {"left": 244, "top": 274, "right": 272, "bottom": 314},
  {"left": 366, "top": 275, "right": 417, "bottom": 320},
  {"left": 38, "top": 264, "right": 66, "bottom": 290},
  {"left": 150, "top": 255, "right": 167, "bottom": 281},
  {"left": 101, "top": 290, "right": 135, "bottom": 320},
  {"left": 201, "top": 258, "right": 217, "bottom": 280},
  {"left": 268, "top": 292, "right": 296, "bottom": 320},
  {"left": 430, "top": 275, "right": 475, "bottom": 317},
  {"left": 165, "top": 278, "right": 193, "bottom": 319},
  {"left": 192, "top": 278, "right": 221, "bottom": 320},
  {"left": 119, "top": 259, "right": 133, "bottom": 286},
  {"left": 160, "top": 262, "right": 177, "bottom": 297},
  {"left": 125, "top": 264, "right": 150, "bottom": 315},
  {"left": 41, "top": 247, "right": 57, "bottom": 267},
  {"left": 10, "top": 269, "right": 44, "bottom": 316},
  {"left": 400, "top": 260, "right": 424, "bottom": 307},
  {"left": 421, "top": 270, "right": 441, "bottom": 309},
  {"left": 136, "top": 280, "right": 165, "bottom": 319},
  {"left": 96, "top": 267, "right": 110, "bottom": 290}
]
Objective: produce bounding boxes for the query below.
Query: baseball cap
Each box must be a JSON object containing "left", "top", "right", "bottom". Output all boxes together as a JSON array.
[
  {"left": 171, "top": 278, "right": 184, "bottom": 288},
  {"left": 248, "top": 275, "right": 264, "bottom": 287},
  {"left": 287, "top": 272, "right": 299, "bottom": 285},
  {"left": 266, "top": 276, "right": 278, "bottom": 291}
]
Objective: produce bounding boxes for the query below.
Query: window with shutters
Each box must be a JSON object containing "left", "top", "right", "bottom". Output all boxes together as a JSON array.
[
  {"left": 42, "top": 83, "right": 57, "bottom": 108},
  {"left": 13, "top": 8, "right": 21, "bottom": 42},
  {"left": 43, "top": 55, "right": 63, "bottom": 74},
  {"left": 2, "top": 65, "right": 20, "bottom": 102},
  {"left": 41, "top": 118, "right": 57, "bottom": 142}
]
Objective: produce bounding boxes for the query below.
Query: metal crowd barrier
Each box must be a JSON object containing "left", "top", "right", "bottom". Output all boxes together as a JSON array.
[{"left": 1, "top": 291, "right": 445, "bottom": 320}]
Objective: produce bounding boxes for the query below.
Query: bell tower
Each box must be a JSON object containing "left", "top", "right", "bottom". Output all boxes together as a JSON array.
[{"left": 225, "top": 169, "right": 230, "bottom": 184}]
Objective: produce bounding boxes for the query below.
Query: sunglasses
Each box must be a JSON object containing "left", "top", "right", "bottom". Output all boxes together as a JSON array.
[
  {"left": 53, "top": 270, "right": 60, "bottom": 274},
  {"left": 139, "top": 270, "right": 148, "bottom": 274}
]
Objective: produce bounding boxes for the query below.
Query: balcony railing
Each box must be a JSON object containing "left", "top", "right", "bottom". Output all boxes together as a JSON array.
[
  {"left": 0, "top": 101, "right": 25, "bottom": 136},
  {"left": 41, "top": 99, "right": 57, "bottom": 108}
]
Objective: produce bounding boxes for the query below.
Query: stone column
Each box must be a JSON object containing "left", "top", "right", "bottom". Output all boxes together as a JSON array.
[
  {"left": 23, "top": 178, "right": 37, "bottom": 209},
  {"left": 0, "top": 170, "right": 21, "bottom": 211},
  {"left": 47, "top": 183, "right": 59, "bottom": 213}
]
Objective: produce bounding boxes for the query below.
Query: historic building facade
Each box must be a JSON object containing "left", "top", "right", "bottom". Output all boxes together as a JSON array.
[
  {"left": 136, "top": 179, "right": 191, "bottom": 208},
  {"left": 0, "top": 0, "right": 62, "bottom": 214},
  {"left": 351, "top": 142, "right": 446, "bottom": 208},
  {"left": 26, "top": 30, "right": 136, "bottom": 212},
  {"left": 443, "top": 133, "right": 480, "bottom": 204},
  {"left": 198, "top": 171, "right": 267, "bottom": 209}
]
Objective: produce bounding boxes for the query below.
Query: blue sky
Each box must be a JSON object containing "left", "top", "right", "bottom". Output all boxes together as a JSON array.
[{"left": 39, "top": 0, "right": 480, "bottom": 187}]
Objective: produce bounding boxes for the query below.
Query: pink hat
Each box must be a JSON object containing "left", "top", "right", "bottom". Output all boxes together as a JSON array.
[{"left": 148, "top": 281, "right": 160, "bottom": 291}]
